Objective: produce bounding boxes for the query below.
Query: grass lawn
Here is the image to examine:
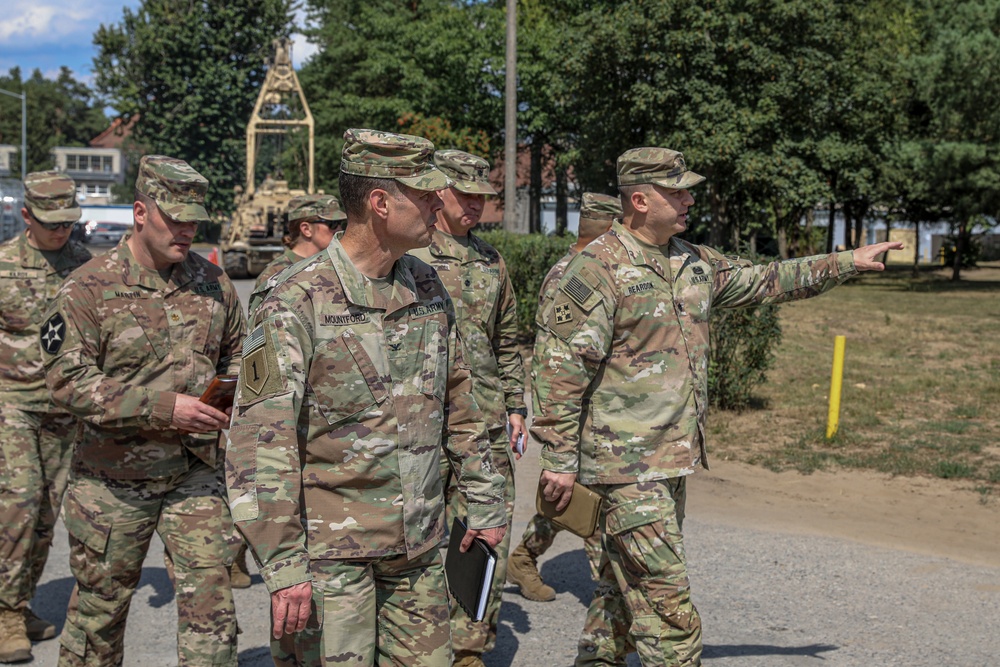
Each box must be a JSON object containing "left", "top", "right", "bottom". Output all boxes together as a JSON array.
[{"left": 707, "top": 261, "right": 1000, "bottom": 499}]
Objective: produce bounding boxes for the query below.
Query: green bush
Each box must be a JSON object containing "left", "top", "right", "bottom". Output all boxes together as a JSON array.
[
  {"left": 708, "top": 299, "right": 783, "bottom": 412},
  {"left": 477, "top": 230, "right": 573, "bottom": 338}
]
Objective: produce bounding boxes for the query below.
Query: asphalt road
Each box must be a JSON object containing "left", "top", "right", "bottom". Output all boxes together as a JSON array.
[{"left": 25, "top": 269, "right": 1000, "bottom": 666}]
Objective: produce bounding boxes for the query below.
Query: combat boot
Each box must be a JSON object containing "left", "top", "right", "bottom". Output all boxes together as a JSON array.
[
  {"left": 230, "top": 543, "right": 252, "bottom": 589},
  {"left": 506, "top": 543, "right": 555, "bottom": 601},
  {"left": 453, "top": 653, "right": 485, "bottom": 667},
  {"left": 23, "top": 608, "right": 55, "bottom": 641},
  {"left": 0, "top": 609, "right": 31, "bottom": 663}
]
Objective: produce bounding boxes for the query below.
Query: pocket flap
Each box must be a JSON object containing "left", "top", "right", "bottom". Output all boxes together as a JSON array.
[
  {"left": 63, "top": 496, "right": 112, "bottom": 555},
  {"left": 604, "top": 497, "right": 666, "bottom": 536}
]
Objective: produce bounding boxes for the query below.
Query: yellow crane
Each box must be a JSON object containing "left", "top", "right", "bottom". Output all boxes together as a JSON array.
[{"left": 221, "top": 37, "right": 315, "bottom": 278}]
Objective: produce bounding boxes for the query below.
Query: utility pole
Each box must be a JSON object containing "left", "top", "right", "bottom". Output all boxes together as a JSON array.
[
  {"left": 503, "top": 0, "right": 518, "bottom": 232},
  {"left": 0, "top": 87, "right": 27, "bottom": 180}
]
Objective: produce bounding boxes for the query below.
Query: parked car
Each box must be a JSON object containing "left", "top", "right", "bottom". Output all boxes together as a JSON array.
[{"left": 83, "top": 221, "right": 132, "bottom": 245}]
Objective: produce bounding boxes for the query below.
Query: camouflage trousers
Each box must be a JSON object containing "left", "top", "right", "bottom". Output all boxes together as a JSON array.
[
  {"left": 443, "top": 430, "right": 514, "bottom": 659},
  {"left": 272, "top": 549, "right": 451, "bottom": 666},
  {"left": 577, "top": 478, "right": 702, "bottom": 667},
  {"left": 519, "top": 512, "right": 604, "bottom": 581},
  {"left": 58, "top": 461, "right": 238, "bottom": 667},
  {"left": 0, "top": 407, "right": 76, "bottom": 612}
]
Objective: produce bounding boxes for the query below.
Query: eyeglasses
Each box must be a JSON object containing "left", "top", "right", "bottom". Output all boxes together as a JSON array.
[{"left": 36, "top": 221, "right": 77, "bottom": 231}]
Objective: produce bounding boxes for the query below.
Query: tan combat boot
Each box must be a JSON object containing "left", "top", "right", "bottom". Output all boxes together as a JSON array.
[
  {"left": 506, "top": 543, "right": 555, "bottom": 601},
  {"left": 23, "top": 608, "right": 55, "bottom": 641},
  {"left": 0, "top": 609, "right": 32, "bottom": 663},
  {"left": 230, "top": 543, "right": 252, "bottom": 589},
  {"left": 453, "top": 653, "right": 485, "bottom": 667}
]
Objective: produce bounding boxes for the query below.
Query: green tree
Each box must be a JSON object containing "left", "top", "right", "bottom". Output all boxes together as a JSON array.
[
  {"left": 299, "top": 0, "right": 505, "bottom": 194},
  {"left": 92, "top": 0, "right": 293, "bottom": 214},
  {"left": 0, "top": 67, "right": 108, "bottom": 175},
  {"left": 905, "top": 0, "right": 1000, "bottom": 279}
]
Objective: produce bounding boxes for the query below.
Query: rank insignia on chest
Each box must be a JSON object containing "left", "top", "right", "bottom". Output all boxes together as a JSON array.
[{"left": 555, "top": 302, "right": 573, "bottom": 324}]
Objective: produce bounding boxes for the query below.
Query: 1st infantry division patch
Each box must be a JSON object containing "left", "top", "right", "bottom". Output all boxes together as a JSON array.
[{"left": 555, "top": 302, "right": 573, "bottom": 324}]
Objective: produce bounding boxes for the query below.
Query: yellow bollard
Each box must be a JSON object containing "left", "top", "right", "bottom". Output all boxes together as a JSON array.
[{"left": 826, "top": 336, "right": 846, "bottom": 439}]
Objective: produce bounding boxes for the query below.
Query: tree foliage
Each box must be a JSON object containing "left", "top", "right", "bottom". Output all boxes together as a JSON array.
[
  {"left": 92, "top": 0, "right": 293, "bottom": 214},
  {"left": 299, "top": 0, "right": 504, "bottom": 194},
  {"left": 0, "top": 67, "right": 108, "bottom": 175}
]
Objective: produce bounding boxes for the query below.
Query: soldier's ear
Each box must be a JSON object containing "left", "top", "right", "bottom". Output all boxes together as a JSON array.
[
  {"left": 369, "top": 188, "right": 391, "bottom": 221},
  {"left": 133, "top": 199, "right": 147, "bottom": 227},
  {"left": 629, "top": 189, "right": 649, "bottom": 214}
]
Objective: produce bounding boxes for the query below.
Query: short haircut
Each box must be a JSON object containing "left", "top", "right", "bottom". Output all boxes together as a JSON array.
[
  {"left": 618, "top": 184, "right": 651, "bottom": 214},
  {"left": 339, "top": 172, "right": 400, "bottom": 219},
  {"left": 134, "top": 189, "right": 155, "bottom": 209}
]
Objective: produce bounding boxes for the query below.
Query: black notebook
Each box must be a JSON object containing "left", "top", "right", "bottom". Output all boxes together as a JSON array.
[{"left": 445, "top": 517, "right": 497, "bottom": 622}]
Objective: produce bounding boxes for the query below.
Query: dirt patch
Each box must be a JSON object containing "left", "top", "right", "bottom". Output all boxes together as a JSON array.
[{"left": 689, "top": 459, "right": 1000, "bottom": 568}]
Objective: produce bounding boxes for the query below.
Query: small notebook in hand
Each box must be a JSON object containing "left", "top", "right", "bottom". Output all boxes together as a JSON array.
[
  {"left": 445, "top": 517, "right": 497, "bottom": 622},
  {"left": 535, "top": 480, "right": 602, "bottom": 538}
]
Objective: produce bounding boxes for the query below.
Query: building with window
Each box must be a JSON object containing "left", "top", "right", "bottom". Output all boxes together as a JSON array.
[
  {"left": 0, "top": 144, "right": 16, "bottom": 178},
  {"left": 51, "top": 146, "right": 124, "bottom": 205}
]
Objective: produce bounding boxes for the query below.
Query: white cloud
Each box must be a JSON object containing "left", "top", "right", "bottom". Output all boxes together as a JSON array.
[{"left": 0, "top": 2, "right": 96, "bottom": 42}]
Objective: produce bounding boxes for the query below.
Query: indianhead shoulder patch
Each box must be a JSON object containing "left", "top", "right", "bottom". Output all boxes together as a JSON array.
[{"left": 40, "top": 313, "right": 66, "bottom": 355}]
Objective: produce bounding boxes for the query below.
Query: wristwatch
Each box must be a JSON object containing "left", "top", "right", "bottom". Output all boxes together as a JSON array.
[{"left": 507, "top": 408, "right": 528, "bottom": 418}]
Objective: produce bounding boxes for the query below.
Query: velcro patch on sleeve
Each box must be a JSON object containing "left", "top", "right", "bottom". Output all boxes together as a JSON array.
[
  {"left": 563, "top": 275, "right": 593, "bottom": 307},
  {"left": 240, "top": 322, "right": 283, "bottom": 399}
]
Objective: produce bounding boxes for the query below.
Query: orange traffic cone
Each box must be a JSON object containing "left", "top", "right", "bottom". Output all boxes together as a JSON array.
[{"left": 208, "top": 247, "right": 219, "bottom": 265}]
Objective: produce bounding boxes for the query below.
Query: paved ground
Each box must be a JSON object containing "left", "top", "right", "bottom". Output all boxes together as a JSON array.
[{"left": 25, "top": 270, "right": 1000, "bottom": 666}]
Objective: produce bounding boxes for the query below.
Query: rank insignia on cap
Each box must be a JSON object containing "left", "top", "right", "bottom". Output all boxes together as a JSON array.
[
  {"left": 555, "top": 302, "right": 573, "bottom": 324},
  {"left": 40, "top": 313, "right": 66, "bottom": 355}
]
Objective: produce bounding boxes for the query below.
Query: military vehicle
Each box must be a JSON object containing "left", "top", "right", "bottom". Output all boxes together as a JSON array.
[{"left": 221, "top": 38, "right": 315, "bottom": 278}]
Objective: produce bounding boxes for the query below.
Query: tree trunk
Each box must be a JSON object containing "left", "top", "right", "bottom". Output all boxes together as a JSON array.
[
  {"left": 843, "top": 205, "right": 853, "bottom": 250},
  {"left": 912, "top": 220, "right": 921, "bottom": 277},
  {"left": 707, "top": 177, "right": 725, "bottom": 248},
  {"left": 881, "top": 217, "right": 892, "bottom": 266},
  {"left": 748, "top": 230, "right": 758, "bottom": 255},
  {"left": 826, "top": 201, "right": 836, "bottom": 253},
  {"left": 529, "top": 140, "right": 542, "bottom": 234},
  {"left": 803, "top": 208, "right": 815, "bottom": 256},
  {"left": 951, "top": 221, "right": 966, "bottom": 281},
  {"left": 555, "top": 166, "right": 567, "bottom": 236}
]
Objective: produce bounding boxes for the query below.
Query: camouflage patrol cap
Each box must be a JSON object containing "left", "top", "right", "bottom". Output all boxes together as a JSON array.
[
  {"left": 288, "top": 194, "right": 347, "bottom": 224},
  {"left": 617, "top": 147, "right": 705, "bottom": 189},
  {"left": 433, "top": 150, "right": 497, "bottom": 196},
  {"left": 135, "top": 155, "right": 210, "bottom": 223},
  {"left": 578, "top": 192, "right": 621, "bottom": 238},
  {"left": 340, "top": 128, "right": 453, "bottom": 191},
  {"left": 23, "top": 171, "right": 81, "bottom": 223}
]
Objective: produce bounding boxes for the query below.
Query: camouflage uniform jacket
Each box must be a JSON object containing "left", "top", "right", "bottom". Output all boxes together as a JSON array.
[
  {"left": 531, "top": 221, "right": 857, "bottom": 484},
  {"left": 410, "top": 230, "right": 525, "bottom": 432},
  {"left": 42, "top": 238, "right": 245, "bottom": 480},
  {"left": 226, "top": 237, "right": 506, "bottom": 593},
  {"left": 0, "top": 234, "right": 91, "bottom": 410},
  {"left": 537, "top": 247, "right": 578, "bottom": 312},
  {"left": 253, "top": 248, "right": 302, "bottom": 293}
]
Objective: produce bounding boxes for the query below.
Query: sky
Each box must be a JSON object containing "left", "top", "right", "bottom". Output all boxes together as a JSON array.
[{"left": 0, "top": 0, "right": 318, "bottom": 87}]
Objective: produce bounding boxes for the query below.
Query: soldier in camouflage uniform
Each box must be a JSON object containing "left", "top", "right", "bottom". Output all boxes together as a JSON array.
[
  {"left": 253, "top": 194, "right": 347, "bottom": 289},
  {"left": 226, "top": 129, "right": 507, "bottom": 667},
  {"left": 408, "top": 149, "right": 526, "bottom": 667},
  {"left": 41, "top": 156, "right": 245, "bottom": 667},
  {"left": 0, "top": 172, "right": 91, "bottom": 663},
  {"left": 229, "top": 194, "right": 347, "bottom": 589},
  {"left": 532, "top": 147, "right": 903, "bottom": 667},
  {"left": 507, "top": 192, "right": 620, "bottom": 605}
]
